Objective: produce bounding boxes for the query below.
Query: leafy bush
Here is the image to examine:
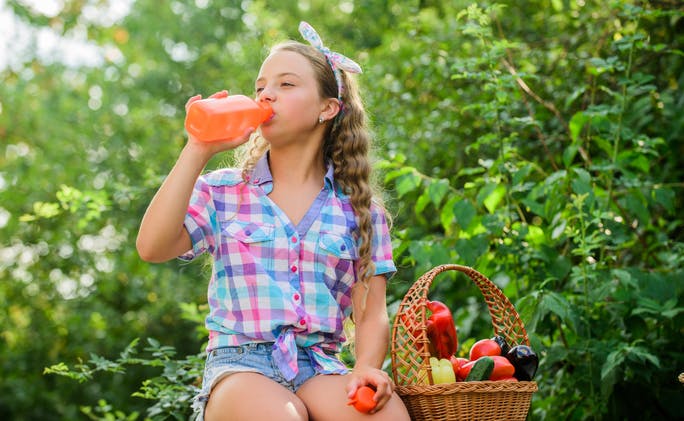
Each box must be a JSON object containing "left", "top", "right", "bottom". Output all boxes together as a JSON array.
[{"left": 2, "top": 1, "right": 682, "bottom": 420}]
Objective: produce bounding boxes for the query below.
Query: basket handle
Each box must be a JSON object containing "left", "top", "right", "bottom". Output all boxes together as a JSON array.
[{"left": 390, "top": 264, "right": 530, "bottom": 386}]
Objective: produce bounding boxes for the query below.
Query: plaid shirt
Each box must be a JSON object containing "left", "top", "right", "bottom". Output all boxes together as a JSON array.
[{"left": 181, "top": 154, "right": 396, "bottom": 381}]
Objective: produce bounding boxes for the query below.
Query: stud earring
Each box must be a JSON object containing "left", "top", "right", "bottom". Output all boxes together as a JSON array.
[{"left": 318, "top": 116, "right": 325, "bottom": 124}]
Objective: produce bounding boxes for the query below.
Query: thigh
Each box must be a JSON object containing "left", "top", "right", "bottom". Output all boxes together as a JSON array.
[
  {"left": 296, "top": 374, "right": 410, "bottom": 421},
  {"left": 205, "top": 372, "right": 309, "bottom": 421}
]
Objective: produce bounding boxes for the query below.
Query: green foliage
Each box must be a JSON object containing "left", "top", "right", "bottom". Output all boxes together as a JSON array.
[
  {"left": 45, "top": 338, "right": 204, "bottom": 420},
  {"left": 1, "top": 0, "right": 682, "bottom": 420}
]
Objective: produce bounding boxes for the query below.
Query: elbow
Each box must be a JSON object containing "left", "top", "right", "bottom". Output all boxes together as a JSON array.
[{"left": 136, "top": 235, "right": 164, "bottom": 263}]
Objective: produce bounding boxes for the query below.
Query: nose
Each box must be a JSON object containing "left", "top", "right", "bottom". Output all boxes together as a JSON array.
[{"left": 257, "top": 86, "right": 275, "bottom": 103}]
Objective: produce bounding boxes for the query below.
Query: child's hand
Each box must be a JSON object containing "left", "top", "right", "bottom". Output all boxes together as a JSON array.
[
  {"left": 184, "top": 90, "right": 254, "bottom": 152},
  {"left": 346, "top": 366, "right": 394, "bottom": 414},
  {"left": 184, "top": 90, "right": 228, "bottom": 112}
]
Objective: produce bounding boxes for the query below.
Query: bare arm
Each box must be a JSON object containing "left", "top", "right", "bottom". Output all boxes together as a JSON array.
[
  {"left": 136, "top": 91, "right": 252, "bottom": 262},
  {"left": 346, "top": 275, "right": 394, "bottom": 413},
  {"left": 135, "top": 142, "right": 213, "bottom": 262}
]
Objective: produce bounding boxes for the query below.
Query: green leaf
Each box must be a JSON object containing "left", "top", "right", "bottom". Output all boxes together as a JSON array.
[
  {"left": 478, "top": 183, "right": 506, "bottom": 213},
  {"left": 427, "top": 178, "right": 450, "bottom": 207},
  {"left": 563, "top": 143, "right": 580, "bottom": 168},
  {"left": 414, "top": 191, "right": 431, "bottom": 214},
  {"left": 452, "top": 199, "right": 476, "bottom": 230},
  {"left": 613, "top": 269, "right": 638, "bottom": 289},
  {"left": 395, "top": 171, "right": 422, "bottom": 199},
  {"left": 621, "top": 190, "right": 649, "bottom": 227},
  {"left": 652, "top": 187, "right": 675, "bottom": 214},
  {"left": 526, "top": 225, "right": 545, "bottom": 245},
  {"left": 383, "top": 166, "right": 414, "bottom": 184},
  {"left": 626, "top": 345, "right": 660, "bottom": 368},
  {"left": 440, "top": 196, "right": 459, "bottom": 234},
  {"left": 569, "top": 111, "right": 588, "bottom": 143},
  {"left": 551, "top": 219, "right": 567, "bottom": 240},
  {"left": 454, "top": 235, "right": 489, "bottom": 266},
  {"left": 600, "top": 348, "right": 624, "bottom": 397},
  {"left": 540, "top": 291, "right": 576, "bottom": 331},
  {"left": 571, "top": 168, "right": 592, "bottom": 196}
]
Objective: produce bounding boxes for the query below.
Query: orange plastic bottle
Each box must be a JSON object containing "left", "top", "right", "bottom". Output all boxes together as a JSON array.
[{"left": 184, "top": 95, "right": 273, "bottom": 142}]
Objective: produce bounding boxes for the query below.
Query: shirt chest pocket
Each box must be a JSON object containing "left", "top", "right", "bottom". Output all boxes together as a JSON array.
[
  {"left": 222, "top": 220, "right": 275, "bottom": 243},
  {"left": 316, "top": 232, "right": 359, "bottom": 300},
  {"left": 318, "top": 232, "right": 359, "bottom": 260}
]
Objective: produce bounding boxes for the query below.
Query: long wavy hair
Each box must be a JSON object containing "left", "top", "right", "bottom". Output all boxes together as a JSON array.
[{"left": 236, "top": 40, "right": 388, "bottom": 297}]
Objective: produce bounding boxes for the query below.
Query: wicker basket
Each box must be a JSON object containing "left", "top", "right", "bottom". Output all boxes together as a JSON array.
[{"left": 391, "top": 264, "right": 538, "bottom": 421}]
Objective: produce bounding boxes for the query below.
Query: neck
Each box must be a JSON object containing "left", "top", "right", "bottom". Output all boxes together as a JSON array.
[{"left": 268, "top": 144, "right": 326, "bottom": 185}]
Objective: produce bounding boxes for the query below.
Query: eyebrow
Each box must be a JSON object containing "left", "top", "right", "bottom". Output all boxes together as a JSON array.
[{"left": 255, "top": 72, "right": 302, "bottom": 83}]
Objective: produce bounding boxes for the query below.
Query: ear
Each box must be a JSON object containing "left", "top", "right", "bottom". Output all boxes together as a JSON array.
[{"left": 320, "top": 98, "right": 341, "bottom": 121}]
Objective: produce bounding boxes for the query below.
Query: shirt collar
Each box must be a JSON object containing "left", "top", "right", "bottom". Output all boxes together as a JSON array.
[{"left": 251, "top": 153, "right": 336, "bottom": 191}]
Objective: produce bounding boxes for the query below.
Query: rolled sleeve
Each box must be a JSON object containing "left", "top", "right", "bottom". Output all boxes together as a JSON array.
[
  {"left": 370, "top": 203, "right": 396, "bottom": 279},
  {"left": 179, "top": 176, "right": 216, "bottom": 261}
]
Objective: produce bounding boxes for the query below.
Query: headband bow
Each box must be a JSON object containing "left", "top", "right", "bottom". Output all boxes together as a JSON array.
[{"left": 298, "top": 21, "right": 362, "bottom": 101}]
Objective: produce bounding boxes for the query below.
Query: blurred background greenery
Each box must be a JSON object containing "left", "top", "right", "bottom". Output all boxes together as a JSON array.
[{"left": 1, "top": 0, "right": 682, "bottom": 419}]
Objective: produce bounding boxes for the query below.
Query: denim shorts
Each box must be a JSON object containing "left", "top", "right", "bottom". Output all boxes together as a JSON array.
[{"left": 191, "top": 342, "right": 318, "bottom": 420}]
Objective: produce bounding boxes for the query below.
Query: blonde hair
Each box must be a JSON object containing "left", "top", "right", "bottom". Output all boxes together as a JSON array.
[{"left": 236, "top": 41, "right": 388, "bottom": 292}]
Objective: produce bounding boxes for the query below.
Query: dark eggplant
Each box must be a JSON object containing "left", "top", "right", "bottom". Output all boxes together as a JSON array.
[
  {"left": 491, "top": 335, "right": 510, "bottom": 355},
  {"left": 505, "top": 345, "right": 538, "bottom": 381}
]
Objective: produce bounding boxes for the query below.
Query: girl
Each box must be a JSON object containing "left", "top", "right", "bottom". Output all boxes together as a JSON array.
[{"left": 136, "top": 22, "right": 410, "bottom": 421}]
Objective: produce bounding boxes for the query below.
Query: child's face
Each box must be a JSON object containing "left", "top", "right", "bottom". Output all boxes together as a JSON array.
[{"left": 255, "top": 50, "right": 327, "bottom": 143}]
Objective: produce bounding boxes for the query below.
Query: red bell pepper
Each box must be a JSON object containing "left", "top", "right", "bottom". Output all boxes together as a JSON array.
[{"left": 426, "top": 300, "right": 458, "bottom": 359}]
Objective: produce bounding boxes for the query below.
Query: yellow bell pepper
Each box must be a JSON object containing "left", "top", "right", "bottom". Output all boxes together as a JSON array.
[{"left": 429, "top": 357, "right": 456, "bottom": 384}]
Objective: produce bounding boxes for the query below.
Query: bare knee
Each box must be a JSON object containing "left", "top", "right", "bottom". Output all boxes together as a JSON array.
[{"left": 205, "top": 372, "right": 308, "bottom": 421}]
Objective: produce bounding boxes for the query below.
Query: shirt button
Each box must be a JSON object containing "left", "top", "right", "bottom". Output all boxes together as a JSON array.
[
  {"left": 340, "top": 244, "right": 346, "bottom": 251},
  {"left": 293, "top": 293, "right": 300, "bottom": 301},
  {"left": 291, "top": 236, "right": 297, "bottom": 243},
  {"left": 291, "top": 265, "right": 297, "bottom": 273},
  {"left": 299, "top": 319, "right": 306, "bottom": 326}
]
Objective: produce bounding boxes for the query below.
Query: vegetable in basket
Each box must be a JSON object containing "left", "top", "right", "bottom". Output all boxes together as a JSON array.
[
  {"left": 450, "top": 355, "right": 469, "bottom": 375},
  {"left": 429, "top": 357, "right": 456, "bottom": 384},
  {"left": 456, "top": 337, "right": 518, "bottom": 381},
  {"left": 464, "top": 356, "right": 494, "bottom": 381},
  {"left": 505, "top": 345, "right": 539, "bottom": 381},
  {"left": 469, "top": 338, "right": 502, "bottom": 360},
  {"left": 491, "top": 335, "right": 511, "bottom": 355},
  {"left": 426, "top": 300, "right": 458, "bottom": 359},
  {"left": 489, "top": 355, "right": 516, "bottom": 380}
]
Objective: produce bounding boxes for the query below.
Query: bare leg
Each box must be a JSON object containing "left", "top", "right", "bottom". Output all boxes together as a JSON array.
[
  {"left": 205, "top": 372, "right": 309, "bottom": 421},
  {"left": 297, "top": 374, "right": 410, "bottom": 421}
]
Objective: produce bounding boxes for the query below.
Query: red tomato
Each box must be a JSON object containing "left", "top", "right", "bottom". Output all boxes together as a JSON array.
[
  {"left": 457, "top": 360, "right": 476, "bottom": 381},
  {"left": 347, "top": 386, "right": 377, "bottom": 413},
  {"left": 489, "top": 355, "right": 516, "bottom": 380},
  {"left": 469, "top": 339, "right": 502, "bottom": 361},
  {"left": 450, "top": 356, "right": 469, "bottom": 379}
]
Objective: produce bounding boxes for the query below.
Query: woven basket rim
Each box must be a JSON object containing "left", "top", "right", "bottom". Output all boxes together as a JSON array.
[{"left": 396, "top": 380, "right": 539, "bottom": 396}]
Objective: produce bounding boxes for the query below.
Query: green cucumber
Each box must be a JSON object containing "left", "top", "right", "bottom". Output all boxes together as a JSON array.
[{"left": 465, "top": 356, "right": 495, "bottom": 381}]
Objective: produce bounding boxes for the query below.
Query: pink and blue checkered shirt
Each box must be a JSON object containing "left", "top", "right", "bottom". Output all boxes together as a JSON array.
[{"left": 180, "top": 154, "right": 396, "bottom": 381}]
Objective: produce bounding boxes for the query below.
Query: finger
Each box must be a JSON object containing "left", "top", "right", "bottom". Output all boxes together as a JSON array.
[
  {"left": 237, "top": 127, "right": 255, "bottom": 142},
  {"left": 370, "top": 388, "right": 391, "bottom": 414},
  {"left": 375, "top": 381, "right": 391, "bottom": 403},
  {"left": 185, "top": 94, "right": 202, "bottom": 111},
  {"left": 346, "top": 378, "right": 364, "bottom": 398},
  {"left": 209, "top": 89, "right": 229, "bottom": 99},
  {"left": 219, "top": 128, "right": 254, "bottom": 149}
]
